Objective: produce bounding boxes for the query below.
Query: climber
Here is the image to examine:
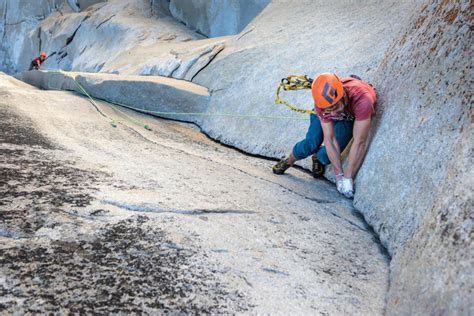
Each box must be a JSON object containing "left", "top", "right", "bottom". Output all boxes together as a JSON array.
[
  {"left": 272, "top": 73, "right": 376, "bottom": 198},
  {"left": 29, "top": 52, "right": 47, "bottom": 70}
]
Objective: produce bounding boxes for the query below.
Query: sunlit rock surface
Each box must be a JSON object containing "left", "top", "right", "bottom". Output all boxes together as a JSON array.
[
  {"left": 0, "top": 0, "right": 66, "bottom": 73},
  {"left": 0, "top": 72, "right": 390, "bottom": 314},
  {"left": 354, "top": 1, "right": 472, "bottom": 314},
  {"left": 1, "top": 0, "right": 472, "bottom": 314}
]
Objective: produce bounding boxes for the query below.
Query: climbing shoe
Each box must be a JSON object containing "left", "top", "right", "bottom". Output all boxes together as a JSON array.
[
  {"left": 273, "top": 157, "right": 291, "bottom": 174},
  {"left": 311, "top": 155, "right": 325, "bottom": 178}
]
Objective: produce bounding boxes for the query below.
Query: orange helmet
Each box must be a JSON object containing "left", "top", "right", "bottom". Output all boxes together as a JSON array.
[
  {"left": 40, "top": 52, "right": 46, "bottom": 58},
  {"left": 312, "top": 73, "right": 344, "bottom": 108}
]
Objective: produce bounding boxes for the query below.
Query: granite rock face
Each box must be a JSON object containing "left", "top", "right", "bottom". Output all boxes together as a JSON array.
[
  {"left": 386, "top": 118, "right": 473, "bottom": 315},
  {"left": 168, "top": 0, "right": 270, "bottom": 37},
  {"left": 0, "top": 0, "right": 66, "bottom": 74},
  {"left": 66, "top": 0, "right": 106, "bottom": 12},
  {"left": 29, "top": 0, "right": 205, "bottom": 74},
  {"left": 0, "top": 72, "right": 390, "bottom": 314},
  {"left": 352, "top": 1, "right": 473, "bottom": 313},
  {"left": 192, "top": 0, "right": 422, "bottom": 166},
  {"left": 0, "top": 0, "right": 264, "bottom": 76},
  {"left": 354, "top": 0, "right": 471, "bottom": 254},
  {"left": 0, "top": 0, "right": 213, "bottom": 74},
  {"left": 1, "top": 0, "right": 472, "bottom": 314},
  {"left": 16, "top": 70, "right": 210, "bottom": 123}
]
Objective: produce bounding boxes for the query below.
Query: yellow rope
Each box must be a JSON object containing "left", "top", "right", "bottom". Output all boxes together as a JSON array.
[{"left": 274, "top": 74, "right": 316, "bottom": 115}]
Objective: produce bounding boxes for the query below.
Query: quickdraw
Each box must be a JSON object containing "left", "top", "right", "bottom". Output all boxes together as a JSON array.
[{"left": 274, "top": 74, "right": 316, "bottom": 115}]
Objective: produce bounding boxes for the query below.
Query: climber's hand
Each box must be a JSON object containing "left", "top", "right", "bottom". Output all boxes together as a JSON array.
[{"left": 336, "top": 176, "right": 354, "bottom": 198}]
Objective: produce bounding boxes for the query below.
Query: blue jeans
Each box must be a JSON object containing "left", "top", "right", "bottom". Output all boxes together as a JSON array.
[{"left": 292, "top": 114, "right": 354, "bottom": 165}]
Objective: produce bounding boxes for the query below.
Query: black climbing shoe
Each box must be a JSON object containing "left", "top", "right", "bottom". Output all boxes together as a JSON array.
[
  {"left": 311, "top": 155, "right": 325, "bottom": 178},
  {"left": 273, "top": 157, "right": 291, "bottom": 174}
]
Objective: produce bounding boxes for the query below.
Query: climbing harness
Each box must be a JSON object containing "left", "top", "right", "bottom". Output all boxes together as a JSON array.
[{"left": 274, "top": 74, "right": 316, "bottom": 115}]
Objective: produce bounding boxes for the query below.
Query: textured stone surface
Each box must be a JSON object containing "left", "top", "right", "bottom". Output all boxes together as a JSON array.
[
  {"left": 15, "top": 70, "right": 210, "bottom": 122},
  {"left": 2, "top": 0, "right": 472, "bottom": 313},
  {"left": 0, "top": 0, "right": 66, "bottom": 73},
  {"left": 74, "top": 72, "right": 210, "bottom": 122},
  {"left": 15, "top": 69, "right": 77, "bottom": 90},
  {"left": 169, "top": 0, "right": 270, "bottom": 37},
  {"left": 66, "top": 0, "right": 106, "bottom": 12},
  {"left": 121, "top": 40, "right": 227, "bottom": 80},
  {"left": 40, "top": 0, "right": 205, "bottom": 74},
  {"left": 352, "top": 1, "right": 473, "bottom": 313},
  {"left": 0, "top": 0, "right": 266, "bottom": 77},
  {"left": 1, "top": 72, "right": 389, "bottom": 314},
  {"left": 354, "top": 0, "right": 472, "bottom": 254},
  {"left": 193, "top": 0, "right": 422, "bottom": 170},
  {"left": 386, "top": 118, "right": 473, "bottom": 315},
  {"left": 0, "top": 0, "right": 208, "bottom": 74}
]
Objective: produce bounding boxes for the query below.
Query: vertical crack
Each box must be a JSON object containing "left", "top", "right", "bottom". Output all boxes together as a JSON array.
[
  {"left": 38, "top": 26, "right": 42, "bottom": 54},
  {"left": 1, "top": 0, "right": 7, "bottom": 41},
  {"left": 1, "top": 0, "right": 8, "bottom": 63},
  {"left": 65, "top": 23, "right": 82, "bottom": 46}
]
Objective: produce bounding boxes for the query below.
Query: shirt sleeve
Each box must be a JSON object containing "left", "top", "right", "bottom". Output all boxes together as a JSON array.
[{"left": 353, "top": 93, "right": 375, "bottom": 121}]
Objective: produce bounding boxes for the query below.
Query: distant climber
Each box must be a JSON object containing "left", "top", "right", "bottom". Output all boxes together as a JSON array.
[
  {"left": 273, "top": 73, "right": 376, "bottom": 198},
  {"left": 29, "top": 52, "right": 47, "bottom": 70}
]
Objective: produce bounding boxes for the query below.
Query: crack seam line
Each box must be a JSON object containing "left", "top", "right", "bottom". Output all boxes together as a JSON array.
[
  {"left": 110, "top": 116, "right": 378, "bottom": 235},
  {"left": 102, "top": 199, "right": 255, "bottom": 215},
  {"left": 237, "top": 28, "right": 254, "bottom": 40},
  {"left": 91, "top": 100, "right": 334, "bottom": 206},
  {"left": 1, "top": 1, "right": 7, "bottom": 45},
  {"left": 108, "top": 112, "right": 337, "bottom": 207},
  {"left": 190, "top": 44, "right": 225, "bottom": 82},
  {"left": 96, "top": 14, "right": 115, "bottom": 29},
  {"left": 330, "top": 212, "right": 368, "bottom": 231}
]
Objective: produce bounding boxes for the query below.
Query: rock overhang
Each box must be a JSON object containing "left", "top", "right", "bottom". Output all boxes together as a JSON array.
[{"left": 16, "top": 70, "right": 210, "bottom": 124}]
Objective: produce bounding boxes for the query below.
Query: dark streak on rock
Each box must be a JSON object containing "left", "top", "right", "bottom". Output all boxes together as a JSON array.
[
  {"left": 262, "top": 267, "right": 289, "bottom": 276},
  {"left": 237, "top": 28, "right": 254, "bottom": 40},
  {"left": 65, "top": 25, "right": 80, "bottom": 46},
  {"left": 330, "top": 212, "right": 368, "bottom": 232},
  {"left": 96, "top": 14, "right": 116, "bottom": 29},
  {"left": 102, "top": 199, "right": 256, "bottom": 215},
  {"left": 190, "top": 46, "right": 225, "bottom": 82}
]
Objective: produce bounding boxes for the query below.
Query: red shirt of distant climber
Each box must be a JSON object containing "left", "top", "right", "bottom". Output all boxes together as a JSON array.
[
  {"left": 31, "top": 57, "right": 44, "bottom": 69},
  {"left": 315, "top": 77, "right": 377, "bottom": 122}
]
